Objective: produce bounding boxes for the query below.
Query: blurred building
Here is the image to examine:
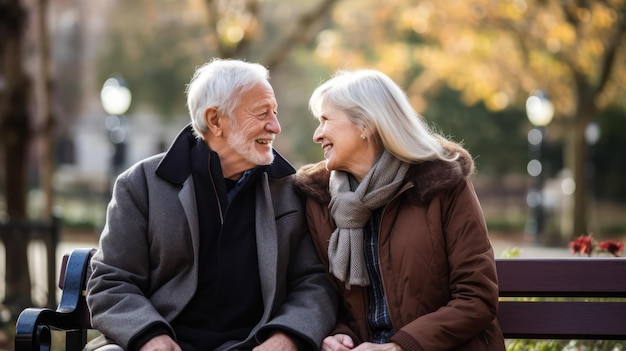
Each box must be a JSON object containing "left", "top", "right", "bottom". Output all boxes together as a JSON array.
[{"left": 45, "top": 0, "right": 185, "bottom": 190}]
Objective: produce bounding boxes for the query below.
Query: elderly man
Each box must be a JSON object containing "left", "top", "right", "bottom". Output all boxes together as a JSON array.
[{"left": 86, "top": 58, "right": 338, "bottom": 351}]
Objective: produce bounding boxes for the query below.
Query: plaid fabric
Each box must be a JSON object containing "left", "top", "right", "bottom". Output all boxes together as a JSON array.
[{"left": 364, "top": 209, "right": 395, "bottom": 343}]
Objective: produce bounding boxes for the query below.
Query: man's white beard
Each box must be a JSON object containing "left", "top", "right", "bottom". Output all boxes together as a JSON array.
[{"left": 226, "top": 124, "right": 275, "bottom": 166}]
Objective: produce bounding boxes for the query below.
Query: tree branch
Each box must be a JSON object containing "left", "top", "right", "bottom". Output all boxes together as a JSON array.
[
  {"left": 261, "top": 0, "right": 341, "bottom": 70},
  {"left": 594, "top": 6, "right": 626, "bottom": 95}
]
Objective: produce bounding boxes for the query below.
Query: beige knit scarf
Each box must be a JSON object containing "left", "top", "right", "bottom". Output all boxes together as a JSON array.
[{"left": 328, "top": 150, "right": 410, "bottom": 287}]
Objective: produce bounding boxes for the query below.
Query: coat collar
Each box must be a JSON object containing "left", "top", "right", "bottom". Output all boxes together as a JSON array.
[
  {"left": 155, "top": 123, "right": 295, "bottom": 185},
  {"left": 294, "top": 141, "right": 475, "bottom": 205}
]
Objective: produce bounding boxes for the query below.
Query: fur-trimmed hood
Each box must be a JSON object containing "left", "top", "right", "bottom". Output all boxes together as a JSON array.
[{"left": 294, "top": 141, "right": 475, "bottom": 206}]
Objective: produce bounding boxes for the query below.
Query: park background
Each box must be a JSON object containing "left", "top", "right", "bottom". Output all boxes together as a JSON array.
[{"left": 1, "top": 0, "right": 625, "bottom": 349}]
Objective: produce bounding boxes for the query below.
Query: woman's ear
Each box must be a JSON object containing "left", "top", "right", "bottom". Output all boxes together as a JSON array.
[
  {"left": 204, "top": 107, "right": 222, "bottom": 137},
  {"left": 360, "top": 127, "right": 369, "bottom": 140}
]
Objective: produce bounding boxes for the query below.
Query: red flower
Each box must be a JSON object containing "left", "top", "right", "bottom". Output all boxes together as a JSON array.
[
  {"left": 569, "top": 234, "right": 594, "bottom": 256},
  {"left": 598, "top": 240, "right": 624, "bottom": 257}
]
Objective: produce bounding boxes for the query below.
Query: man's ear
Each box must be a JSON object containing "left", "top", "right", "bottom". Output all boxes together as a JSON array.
[{"left": 204, "top": 107, "right": 222, "bottom": 137}]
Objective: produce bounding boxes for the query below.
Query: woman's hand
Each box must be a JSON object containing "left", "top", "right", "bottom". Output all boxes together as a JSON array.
[
  {"left": 322, "top": 334, "right": 355, "bottom": 351},
  {"left": 351, "top": 342, "right": 404, "bottom": 351}
]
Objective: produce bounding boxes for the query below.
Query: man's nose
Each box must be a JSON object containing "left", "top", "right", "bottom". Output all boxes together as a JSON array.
[{"left": 266, "top": 114, "right": 281, "bottom": 134}]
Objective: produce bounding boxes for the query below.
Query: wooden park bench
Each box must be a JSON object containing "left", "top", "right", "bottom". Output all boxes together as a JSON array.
[{"left": 14, "top": 248, "right": 626, "bottom": 351}]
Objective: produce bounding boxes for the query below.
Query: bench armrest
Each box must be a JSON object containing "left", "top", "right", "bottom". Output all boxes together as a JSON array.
[{"left": 15, "top": 248, "right": 96, "bottom": 351}]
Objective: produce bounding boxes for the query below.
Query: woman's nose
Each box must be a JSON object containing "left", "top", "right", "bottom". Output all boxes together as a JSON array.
[{"left": 313, "top": 125, "right": 323, "bottom": 143}]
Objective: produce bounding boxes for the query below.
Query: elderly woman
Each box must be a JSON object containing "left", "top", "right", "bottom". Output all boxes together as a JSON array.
[{"left": 295, "top": 69, "right": 505, "bottom": 351}]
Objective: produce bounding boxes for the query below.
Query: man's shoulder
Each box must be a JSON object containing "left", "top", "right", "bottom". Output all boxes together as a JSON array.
[
  {"left": 114, "top": 154, "right": 174, "bottom": 196},
  {"left": 265, "top": 172, "right": 305, "bottom": 216},
  {"left": 266, "top": 149, "right": 296, "bottom": 179},
  {"left": 123, "top": 153, "right": 165, "bottom": 178}
]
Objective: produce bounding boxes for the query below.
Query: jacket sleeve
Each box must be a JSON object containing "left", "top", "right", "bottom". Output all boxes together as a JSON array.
[
  {"left": 86, "top": 164, "right": 178, "bottom": 350},
  {"left": 391, "top": 178, "right": 499, "bottom": 351}
]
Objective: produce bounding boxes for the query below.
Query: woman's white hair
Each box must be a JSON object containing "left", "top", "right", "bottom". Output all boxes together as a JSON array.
[
  {"left": 186, "top": 58, "right": 270, "bottom": 138},
  {"left": 309, "top": 69, "right": 458, "bottom": 163}
]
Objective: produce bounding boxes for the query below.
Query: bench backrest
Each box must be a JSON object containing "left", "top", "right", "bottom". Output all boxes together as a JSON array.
[
  {"left": 62, "top": 255, "right": 626, "bottom": 340},
  {"left": 495, "top": 257, "right": 626, "bottom": 340},
  {"left": 58, "top": 249, "right": 94, "bottom": 329},
  {"left": 15, "top": 248, "right": 95, "bottom": 351},
  {"left": 54, "top": 255, "right": 626, "bottom": 340}
]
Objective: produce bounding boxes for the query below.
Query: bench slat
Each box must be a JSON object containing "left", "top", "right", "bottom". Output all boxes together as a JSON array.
[
  {"left": 499, "top": 301, "right": 626, "bottom": 340},
  {"left": 496, "top": 258, "right": 626, "bottom": 297}
]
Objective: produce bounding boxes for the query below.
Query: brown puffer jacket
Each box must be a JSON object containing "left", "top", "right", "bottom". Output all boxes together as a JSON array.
[{"left": 294, "top": 144, "right": 505, "bottom": 351}]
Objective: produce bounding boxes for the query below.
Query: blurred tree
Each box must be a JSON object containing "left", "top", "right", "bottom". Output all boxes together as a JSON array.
[
  {"left": 97, "top": 0, "right": 342, "bottom": 119},
  {"left": 314, "top": 0, "right": 626, "bottom": 239},
  {"left": 1, "top": 0, "right": 343, "bottom": 316},
  {"left": 0, "top": 0, "right": 35, "bottom": 313},
  {"left": 37, "top": 0, "right": 56, "bottom": 221},
  {"left": 97, "top": 0, "right": 206, "bottom": 118},
  {"left": 425, "top": 86, "right": 529, "bottom": 177},
  {"left": 201, "top": 0, "right": 341, "bottom": 70},
  {"left": 594, "top": 108, "right": 626, "bottom": 202}
]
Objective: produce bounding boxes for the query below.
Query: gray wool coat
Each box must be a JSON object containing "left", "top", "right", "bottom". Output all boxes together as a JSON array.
[{"left": 86, "top": 125, "right": 338, "bottom": 351}]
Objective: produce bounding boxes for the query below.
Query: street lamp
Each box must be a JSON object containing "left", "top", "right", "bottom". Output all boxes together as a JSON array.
[
  {"left": 585, "top": 121, "right": 600, "bottom": 221},
  {"left": 525, "top": 90, "right": 554, "bottom": 241},
  {"left": 100, "top": 76, "right": 131, "bottom": 184}
]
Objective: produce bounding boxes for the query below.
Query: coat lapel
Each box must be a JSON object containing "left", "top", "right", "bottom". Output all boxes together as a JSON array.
[
  {"left": 179, "top": 176, "right": 201, "bottom": 261},
  {"left": 254, "top": 173, "right": 278, "bottom": 318}
]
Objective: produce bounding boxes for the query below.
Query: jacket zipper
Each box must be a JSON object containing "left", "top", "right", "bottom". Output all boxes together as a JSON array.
[
  {"left": 375, "top": 182, "right": 414, "bottom": 333},
  {"left": 207, "top": 154, "right": 224, "bottom": 225}
]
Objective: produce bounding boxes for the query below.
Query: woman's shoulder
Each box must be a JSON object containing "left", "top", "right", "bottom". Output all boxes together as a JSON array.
[
  {"left": 294, "top": 161, "right": 331, "bottom": 204},
  {"left": 406, "top": 142, "right": 475, "bottom": 204}
]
